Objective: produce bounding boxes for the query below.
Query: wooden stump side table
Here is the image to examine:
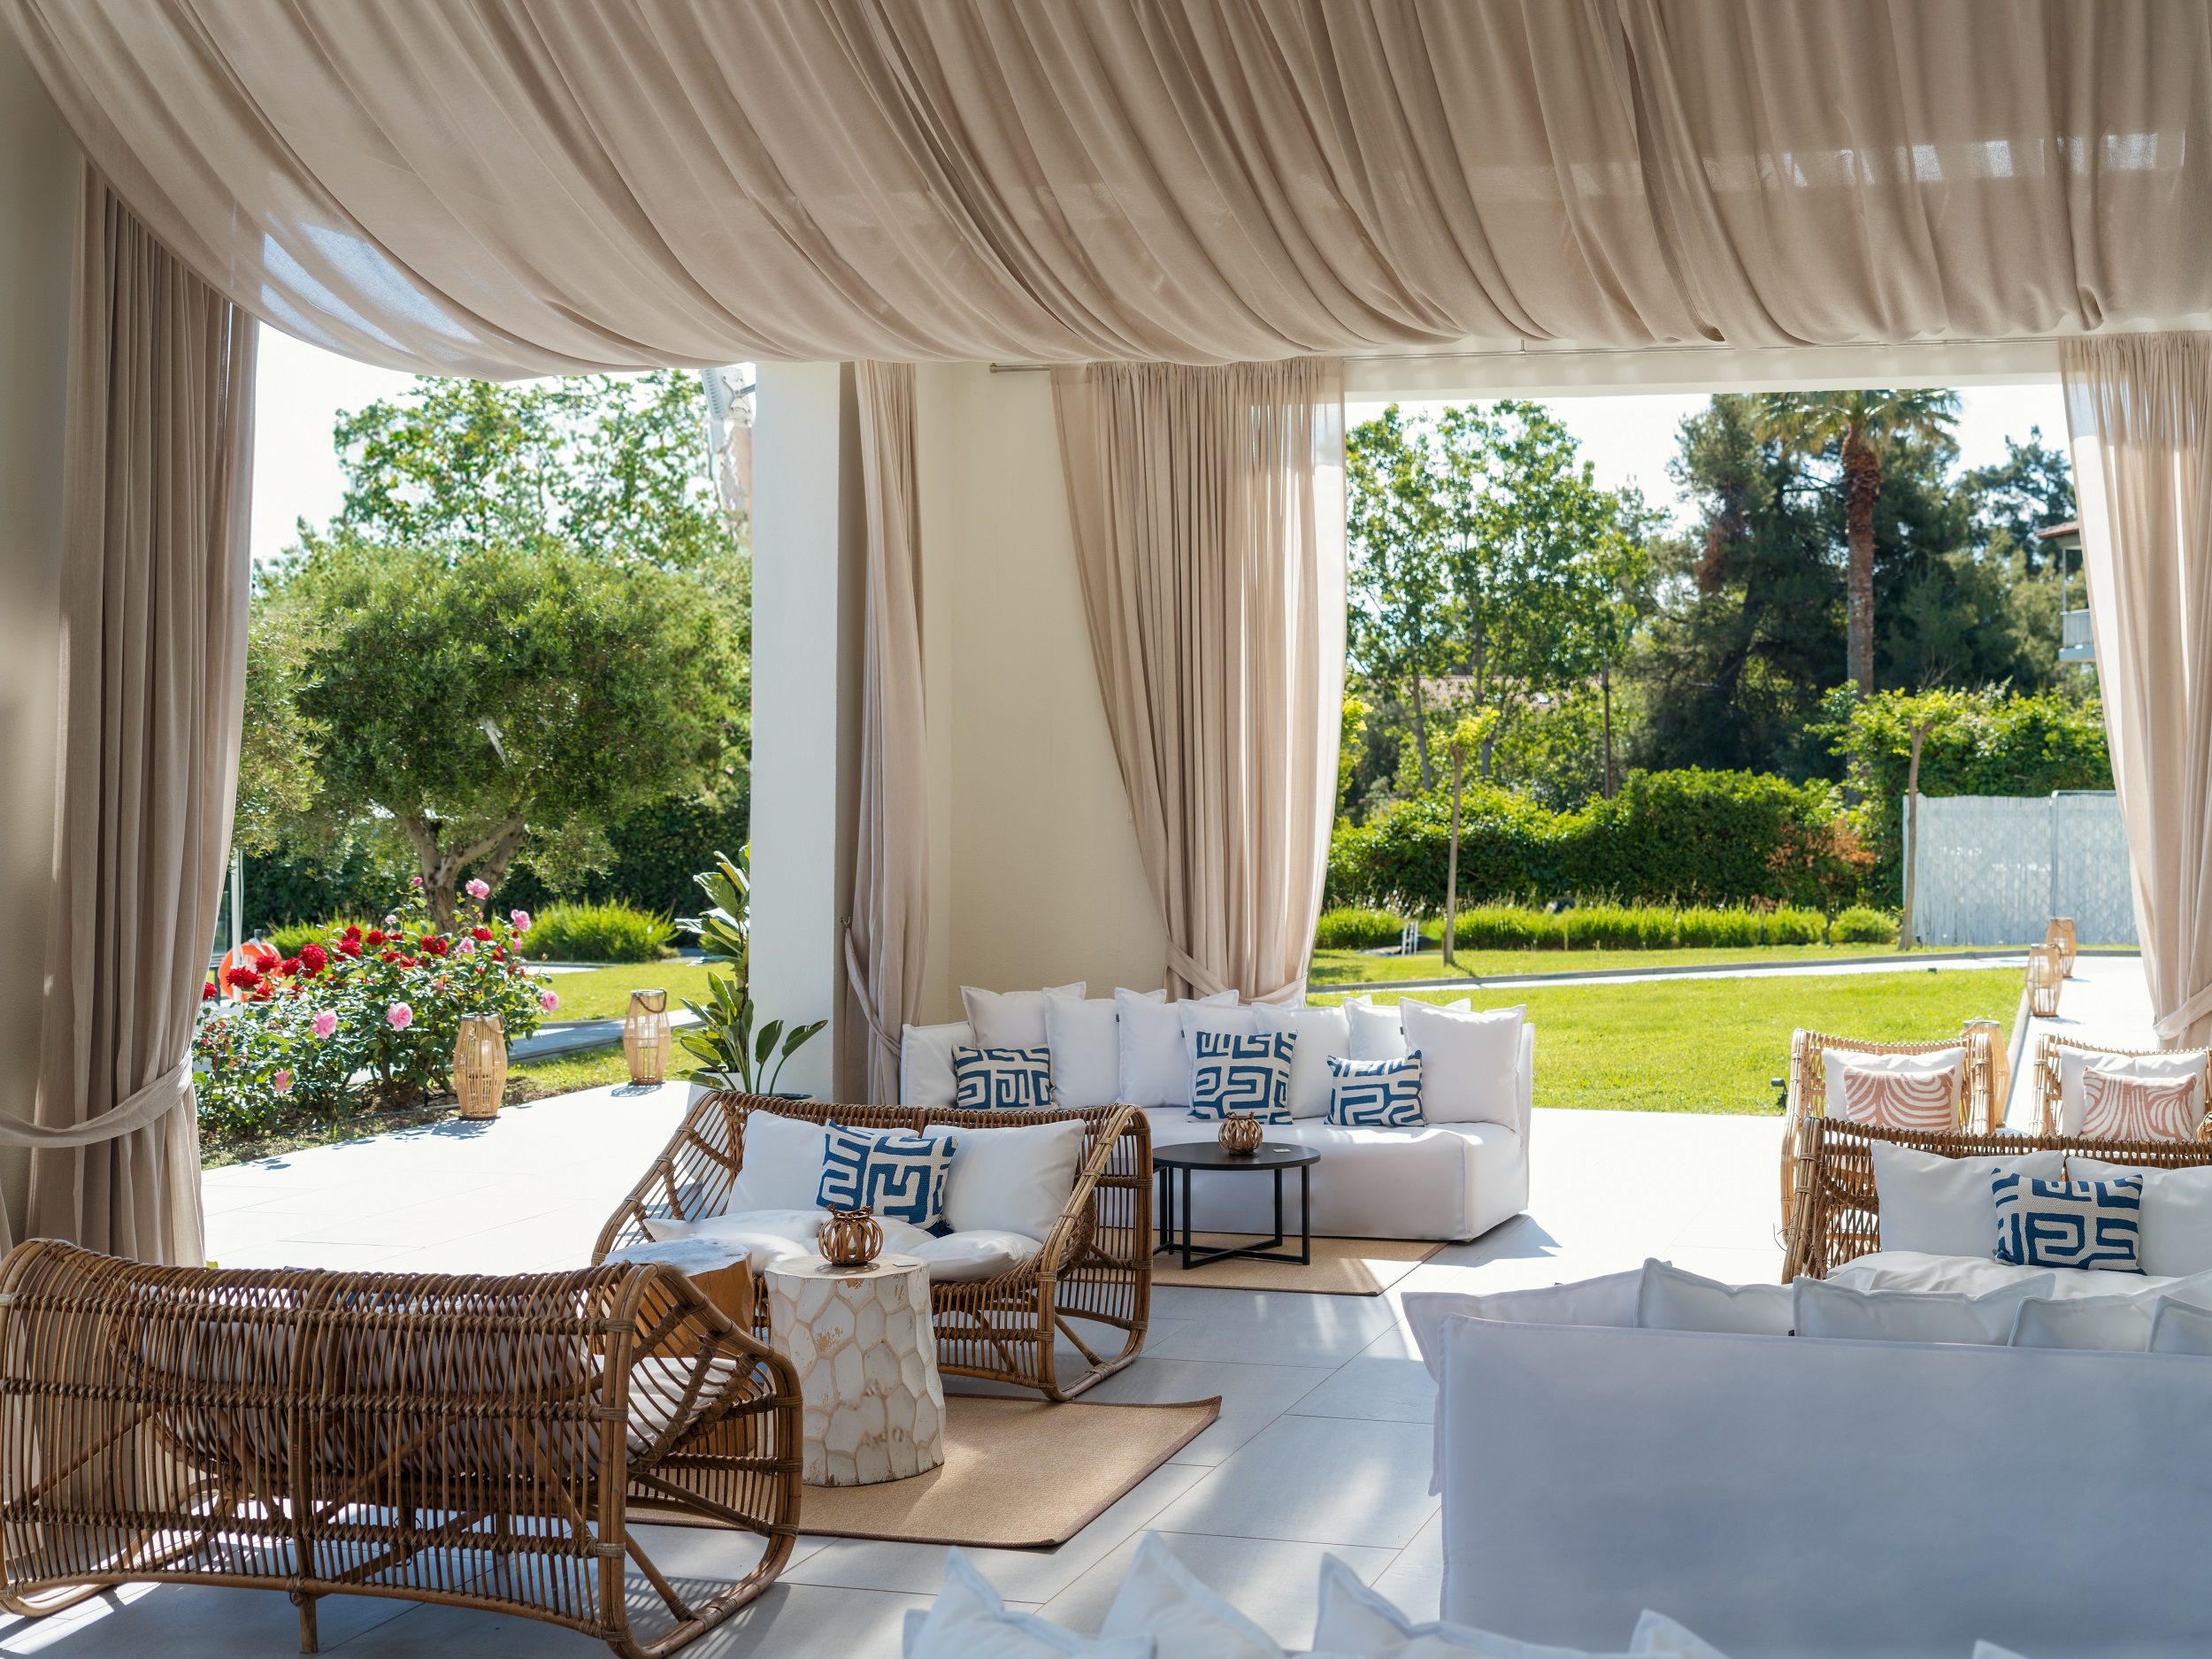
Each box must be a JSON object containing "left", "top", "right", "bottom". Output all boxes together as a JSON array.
[
  {"left": 599, "top": 1235, "right": 757, "bottom": 1348},
  {"left": 764, "top": 1253, "right": 944, "bottom": 1487}
]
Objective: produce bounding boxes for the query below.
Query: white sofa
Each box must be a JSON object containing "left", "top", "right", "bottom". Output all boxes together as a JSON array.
[{"left": 1407, "top": 1279, "right": 2212, "bottom": 1659}]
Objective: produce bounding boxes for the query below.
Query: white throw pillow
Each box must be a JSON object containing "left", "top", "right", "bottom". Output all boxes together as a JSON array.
[
  {"left": 1117, "top": 988, "right": 1234, "bottom": 1109},
  {"left": 944, "top": 1118, "right": 1086, "bottom": 1243},
  {"left": 1178, "top": 1000, "right": 1261, "bottom": 1084},
  {"left": 1636, "top": 1259, "right": 1793, "bottom": 1337},
  {"left": 1402, "top": 1001, "right": 1525, "bottom": 1126},
  {"left": 961, "top": 982, "right": 1087, "bottom": 1051},
  {"left": 1100, "top": 1532, "right": 1282, "bottom": 1659},
  {"left": 902, "top": 1021, "right": 973, "bottom": 1110},
  {"left": 2059, "top": 1048, "right": 2208, "bottom": 1135},
  {"left": 1632, "top": 1609, "right": 1734, "bottom": 1658},
  {"left": 908, "top": 1229, "right": 1042, "bottom": 1285},
  {"left": 1250, "top": 1003, "right": 1352, "bottom": 1118},
  {"left": 2008, "top": 1294, "right": 2154, "bottom": 1351},
  {"left": 2148, "top": 1296, "right": 2212, "bottom": 1356},
  {"left": 1312, "top": 1553, "right": 1723, "bottom": 1658},
  {"left": 1046, "top": 990, "right": 1156, "bottom": 1109},
  {"left": 1793, "top": 1274, "right": 2055, "bottom": 1345},
  {"left": 1344, "top": 995, "right": 1471, "bottom": 1063},
  {"left": 727, "top": 1110, "right": 832, "bottom": 1211},
  {"left": 1820, "top": 1045, "right": 1963, "bottom": 1111},
  {"left": 2069, "top": 1156, "right": 2212, "bottom": 1277},
  {"left": 906, "top": 1548, "right": 1151, "bottom": 1659},
  {"left": 1868, "top": 1140, "right": 2065, "bottom": 1258}
]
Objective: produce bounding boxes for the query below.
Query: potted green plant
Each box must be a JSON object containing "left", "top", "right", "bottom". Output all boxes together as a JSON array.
[{"left": 676, "top": 848, "right": 826, "bottom": 1097}]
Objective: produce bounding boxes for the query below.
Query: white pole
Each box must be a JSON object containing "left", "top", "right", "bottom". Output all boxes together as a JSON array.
[{"left": 229, "top": 851, "right": 243, "bottom": 955}]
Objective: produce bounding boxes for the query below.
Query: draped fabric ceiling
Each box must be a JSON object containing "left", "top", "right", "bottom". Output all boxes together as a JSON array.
[{"left": 8, "top": 0, "right": 2210, "bottom": 376}]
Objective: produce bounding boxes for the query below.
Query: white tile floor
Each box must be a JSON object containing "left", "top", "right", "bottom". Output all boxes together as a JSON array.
[{"left": 27, "top": 954, "right": 2154, "bottom": 1659}]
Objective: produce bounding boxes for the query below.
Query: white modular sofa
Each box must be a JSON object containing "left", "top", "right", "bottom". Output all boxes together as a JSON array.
[{"left": 1406, "top": 1278, "right": 2212, "bottom": 1659}]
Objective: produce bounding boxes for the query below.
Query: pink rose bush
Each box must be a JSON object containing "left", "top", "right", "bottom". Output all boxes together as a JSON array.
[
  {"left": 466, "top": 878, "right": 491, "bottom": 900},
  {"left": 193, "top": 890, "right": 549, "bottom": 1141}
]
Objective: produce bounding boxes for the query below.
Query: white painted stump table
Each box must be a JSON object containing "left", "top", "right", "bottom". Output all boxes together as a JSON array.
[{"left": 763, "top": 1253, "right": 944, "bottom": 1487}]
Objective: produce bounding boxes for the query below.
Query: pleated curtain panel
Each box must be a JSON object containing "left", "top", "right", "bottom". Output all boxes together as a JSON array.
[
  {"left": 1053, "top": 361, "right": 1346, "bottom": 1004},
  {"left": 2063, "top": 335, "right": 2212, "bottom": 1050}
]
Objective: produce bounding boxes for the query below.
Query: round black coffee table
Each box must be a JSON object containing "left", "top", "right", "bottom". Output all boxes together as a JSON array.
[{"left": 1154, "top": 1142, "right": 1320, "bottom": 1271}]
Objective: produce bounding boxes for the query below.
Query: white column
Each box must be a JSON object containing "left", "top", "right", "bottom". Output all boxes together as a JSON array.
[
  {"left": 749, "top": 362, "right": 864, "bottom": 1101},
  {"left": 0, "top": 36, "right": 76, "bottom": 1221}
]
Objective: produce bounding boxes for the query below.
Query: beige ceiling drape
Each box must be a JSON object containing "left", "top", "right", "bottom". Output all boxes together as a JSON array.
[
  {"left": 7, "top": 2, "right": 2211, "bottom": 376},
  {"left": 1054, "top": 359, "right": 1344, "bottom": 1003},
  {"left": 6, "top": 172, "right": 255, "bottom": 1263},
  {"left": 2062, "top": 334, "right": 2212, "bottom": 1050},
  {"left": 845, "top": 362, "right": 928, "bottom": 1104}
]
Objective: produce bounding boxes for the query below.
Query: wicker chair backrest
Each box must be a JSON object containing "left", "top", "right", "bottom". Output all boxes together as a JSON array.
[{"left": 2032, "top": 1034, "right": 2212, "bottom": 1138}]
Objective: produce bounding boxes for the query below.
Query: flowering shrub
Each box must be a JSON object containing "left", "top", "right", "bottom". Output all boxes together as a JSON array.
[{"left": 193, "top": 892, "right": 549, "bottom": 1141}]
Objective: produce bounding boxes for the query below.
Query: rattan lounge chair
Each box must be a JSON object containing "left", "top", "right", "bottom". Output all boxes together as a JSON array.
[
  {"left": 1778, "top": 1025, "right": 2003, "bottom": 1230},
  {"left": 1783, "top": 1115, "right": 2212, "bottom": 1281},
  {"left": 2032, "top": 1033, "right": 2212, "bottom": 1138},
  {"left": 595, "top": 1093, "right": 1151, "bottom": 1401},
  {"left": 0, "top": 1240, "right": 800, "bottom": 1657}
]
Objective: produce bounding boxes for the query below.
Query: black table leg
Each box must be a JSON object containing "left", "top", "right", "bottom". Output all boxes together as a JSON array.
[
  {"left": 1179, "top": 1166, "right": 1195, "bottom": 1271},
  {"left": 1156, "top": 1164, "right": 1171, "bottom": 1254},
  {"left": 1298, "top": 1164, "right": 1311, "bottom": 1265}
]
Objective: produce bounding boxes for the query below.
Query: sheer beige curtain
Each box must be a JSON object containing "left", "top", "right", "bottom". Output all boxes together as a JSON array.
[
  {"left": 1053, "top": 360, "right": 1344, "bottom": 1003},
  {"left": 1, "top": 172, "right": 254, "bottom": 1263},
  {"left": 2062, "top": 334, "right": 2212, "bottom": 1049},
  {"left": 6, "top": 2, "right": 2209, "bottom": 375},
  {"left": 845, "top": 363, "right": 928, "bottom": 1103}
]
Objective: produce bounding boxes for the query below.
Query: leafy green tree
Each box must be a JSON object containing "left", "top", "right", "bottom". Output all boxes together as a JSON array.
[
  {"left": 1348, "top": 407, "right": 1455, "bottom": 787},
  {"left": 232, "top": 592, "right": 325, "bottom": 856},
  {"left": 1962, "top": 427, "right": 2077, "bottom": 574},
  {"left": 283, "top": 540, "right": 742, "bottom": 932},
  {"left": 1757, "top": 390, "right": 1960, "bottom": 694}
]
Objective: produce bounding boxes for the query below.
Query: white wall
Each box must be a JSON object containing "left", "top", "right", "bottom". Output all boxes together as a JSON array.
[{"left": 0, "top": 35, "right": 75, "bottom": 1227}]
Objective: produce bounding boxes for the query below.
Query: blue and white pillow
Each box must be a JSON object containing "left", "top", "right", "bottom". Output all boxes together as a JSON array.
[
  {"left": 1994, "top": 1171, "right": 2145, "bottom": 1272},
  {"left": 1326, "top": 1052, "right": 1424, "bottom": 1127},
  {"left": 817, "top": 1123, "right": 959, "bottom": 1229},
  {"left": 953, "top": 1045, "right": 1055, "bottom": 1110},
  {"left": 1189, "top": 1031, "right": 1293, "bottom": 1123}
]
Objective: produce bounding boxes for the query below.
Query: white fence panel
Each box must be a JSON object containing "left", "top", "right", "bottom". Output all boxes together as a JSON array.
[{"left": 1907, "top": 792, "right": 2136, "bottom": 948}]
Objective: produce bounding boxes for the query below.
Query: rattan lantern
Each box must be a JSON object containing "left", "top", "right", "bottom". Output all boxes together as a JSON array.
[
  {"left": 2025, "top": 947, "right": 2064, "bottom": 1018},
  {"left": 2044, "top": 918, "right": 2079, "bottom": 977},
  {"left": 1217, "top": 1112, "right": 1263, "bottom": 1156},
  {"left": 622, "top": 988, "right": 673, "bottom": 1085},
  {"left": 818, "top": 1208, "right": 883, "bottom": 1268},
  {"left": 454, "top": 1013, "right": 507, "bottom": 1119}
]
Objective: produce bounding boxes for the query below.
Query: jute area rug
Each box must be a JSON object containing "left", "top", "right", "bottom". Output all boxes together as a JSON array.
[
  {"left": 1150, "top": 1233, "right": 1445, "bottom": 1296},
  {"left": 796, "top": 1394, "right": 1219, "bottom": 1548}
]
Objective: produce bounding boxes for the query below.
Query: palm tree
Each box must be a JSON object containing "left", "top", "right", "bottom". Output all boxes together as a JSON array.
[{"left": 1758, "top": 390, "right": 1958, "bottom": 694}]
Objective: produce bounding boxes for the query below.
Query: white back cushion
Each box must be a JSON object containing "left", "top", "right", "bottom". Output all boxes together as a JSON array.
[
  {"left": 960, "top": 982, "right": 1087, "bottom": 1050},
  {"left": 907, "top": 1548, "right": 1151, "bottom": 1659},
  {"left": 1793, "top": 1274, "right": 2054, "bottom": 1344},
  {"left": 2149, "top": 1296, "right": 2212, "bottom": 1356},
  {"left": 2008, "top": 1294, "right": 2154, "bottom": 1351},
  {"left": 1047, "top": 991, "right": 1149, "bottom": 1109},
  {"left": 1117, "top": 988, "right": 1233, "bottom": 1108},
  {"left": 1869, "top": 1140, "right": 2064, "bottom": 1258},
  {"left": 1250, "top": 1003, "right": 1351, "bottom": 1118},
  {"left": 944, "top": 1118, "right": 1087, "bottom": 1242},
  {"left": 2059, "top": 1048, "right": 2208, "bottom": 1135},
  {"left": 1178, "top": 1000, "right": 1260, "bottom": 1087},
  {"left": 902, "top": 1021, "right": 973, "bottom": 1110},
  {"left": 1344, "top": 995, "right": 1470, "bottom": 1062},
  {"left": 1636, "top": 1259, "right": 1793, "bottom": 1336},
  {"left": 1403, "top": 1001, "right": 1525, "bottom": 1125},
  {"left": 1100, "top": 1532, "right": 1281, "bottom": 1659},
  {"left": 729, "top": 1110, "right": 830, "bottom": 1210},
  {"left": 2070, "top": 1156, "right": 2212, "bottom": 1277}
]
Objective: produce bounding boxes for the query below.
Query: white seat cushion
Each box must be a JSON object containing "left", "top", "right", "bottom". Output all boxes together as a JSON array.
[
  {"left": 645, "top": 1207, "right": 1040, "bottom": 1286},
  {"left": 907, "top": 1229, "right": 1043, "bottom": 1284}
]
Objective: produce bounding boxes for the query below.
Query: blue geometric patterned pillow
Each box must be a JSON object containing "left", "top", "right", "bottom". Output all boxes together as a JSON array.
[
  {"left": 1326, "top": 1052, "right": 1424, "bottom": 1126},
  {"left": 1993, "top": 1171, "right": 2145, "bottom": 1272},
  {"left": 1189, "top": 1031, "right": 1293, "bottom": 1122},
  {"left": 816, "top": 1123, "right": 959, "bottom": 1229},
  {"left": 952, "top": 1045, "right": 1054, "bottom": 1110}
]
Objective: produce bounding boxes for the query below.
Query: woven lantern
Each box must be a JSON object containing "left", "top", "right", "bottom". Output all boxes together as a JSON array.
[
  {"left": 2044, "top": 918, "right": 2079, "bottom": 977},
  {"left": 2026, "top": 947, "right": 2064, "bottom": 1018},
  {"left": 1217, "top": 1112, "right": 1263, "bottom": 1156},
  {"left": 818, "top": 1208, "right": 883, "bottom": 1269},
  {"left": 454, "top": 1013, "right": 507, "bottom": 1119},
  {"left": 622, "top": 988, "right": 673, "bottom": 1085}
]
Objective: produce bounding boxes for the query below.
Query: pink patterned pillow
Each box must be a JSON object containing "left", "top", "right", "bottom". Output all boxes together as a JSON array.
[
  {"left": 1836, "top": 1064, "right": 1958, "bottom": 1132},
  {"left": 2080, "top": 1067, "right": 2201, "bottom": 1142}
]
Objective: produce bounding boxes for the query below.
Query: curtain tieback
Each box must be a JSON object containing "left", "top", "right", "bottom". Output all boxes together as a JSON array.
[
  {"left": 2154, "top": 983, "right": 2212, "bottom": 1046},
  {"left": 0, "top": 1059, "right": 192, "bottom": 1148},
  {"left": 1167, "top": 944, "right": 1304, "bottom": 1007},
  {"left": 841, "top": 926, "right": 897, "bottom": 1057}
]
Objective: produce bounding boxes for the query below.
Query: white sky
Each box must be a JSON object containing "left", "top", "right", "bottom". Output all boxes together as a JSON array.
[{"left": 250, "top": 324, "right": 2075, "bottom": 565}]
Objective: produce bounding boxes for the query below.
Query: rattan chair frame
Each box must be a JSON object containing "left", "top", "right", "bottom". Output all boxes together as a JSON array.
[
  {"left": 594, "top": 1094, "right": 1151, "bottom": 1402},
  {"left": 1783, "top": 1115, "right": 2212, "bottom": 1281},
  {"left": 2030, "top": 1033, "right": 2212, "bottom": 1138},
  {"left": 1778, "top": 1027, "right": 2000, "bottom": 1232},
  {"left": 0, "top": 1240, "right": 801, "bottom": 1657}
]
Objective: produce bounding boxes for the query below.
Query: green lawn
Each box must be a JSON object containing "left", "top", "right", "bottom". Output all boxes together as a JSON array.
[
  {"left": 1310, "top": 942, "right": 1924, "bottom": 986},
  {"left": 537, "top": 961, "right": 717, "bottom": 1021},
  {"left": 1313, "top": 968, "right": 2021, "bottom": 1115}
]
